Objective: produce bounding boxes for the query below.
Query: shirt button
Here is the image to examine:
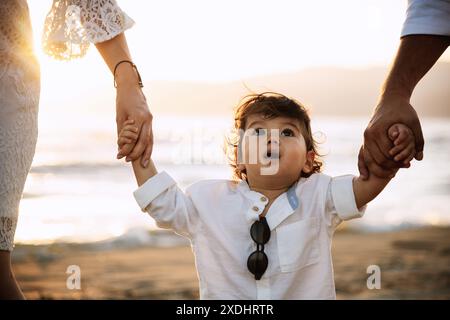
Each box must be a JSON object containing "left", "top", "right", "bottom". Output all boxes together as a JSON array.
[
  {"left": 260, "top": 196, "right": 268, "bottom": 202},
  {"left": 252, "top": 206, "right": 259, "bottom": 212}
]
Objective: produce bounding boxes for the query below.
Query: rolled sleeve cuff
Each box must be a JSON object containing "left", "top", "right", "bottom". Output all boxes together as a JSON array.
[
  {"left": 401, "top": 0, "right": 450, "bottom": 37},
  {"left": 331, "top": 175, "right": 366, "bottom": 221},
  {"left": 133, "top": 171, "right": 177, "bottom": 212},
  {"left": 401, "top": 21, "right": 450, "bottom": 37}
]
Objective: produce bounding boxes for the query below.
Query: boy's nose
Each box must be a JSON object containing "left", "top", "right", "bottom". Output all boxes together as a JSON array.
[
  {"left": 267, "top": 136, "right": 280, "bottom": 145},
  {"left": 266, "top": 139, "right": 280, "bottom": 153}
]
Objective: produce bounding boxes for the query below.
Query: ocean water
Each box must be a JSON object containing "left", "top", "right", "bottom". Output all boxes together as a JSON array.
[{"left": 16, "top": 114, "right": 450, "bottom": 245}]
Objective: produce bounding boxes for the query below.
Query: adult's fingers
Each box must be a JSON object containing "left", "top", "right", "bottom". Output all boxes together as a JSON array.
[
  {"left": 117, "top": 142, "right": 135, "bottom": 159},
  {"left": 140, "top": 128, "right": 154, "bottom": 168},
  {"left": 403, "top": 148, "right": 416, "bottom": 165},
  {"left": 127, "top": 121, "right": 151, "bottom": 161},
  {"left": 411, "top": 116, "right": 425, "bottom": 160},
  {"left": 357, "top": 146, "right": 369, "bottom": 180},
  {"left": 363, "top": 130, "right": 388, "bottom": 166},
  {"left": 375, "top": 128, "right": 396, "bottom": 160},
  {"left": 364, "top": 131, "right": 398, "bottom": 169},
  {"left": 364, "top": 147, "right": 395, "bottom": 179}
]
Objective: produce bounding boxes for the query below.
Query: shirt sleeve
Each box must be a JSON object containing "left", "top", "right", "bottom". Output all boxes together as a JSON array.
[
  {"left": 42, "top": 0, "right": 135, "bottom": 60},
  {"left": 133, "top": 171, "right": 199, "bottom": 239},
  {"left": 324, "top": 175, "right": 366, "bottom": 232},
  {"left": 401, "top": 0, "right": 450, "bottom": 37}
]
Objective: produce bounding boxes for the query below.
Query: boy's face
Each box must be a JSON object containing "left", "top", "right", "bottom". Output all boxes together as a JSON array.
[{"left": 240, "top": 114, "right": 315, "bottom": 190}]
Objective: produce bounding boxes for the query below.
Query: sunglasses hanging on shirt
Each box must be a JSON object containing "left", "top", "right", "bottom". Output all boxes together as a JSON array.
[{"left": 247, "top": 216, "right": 271, "bottom": 280}]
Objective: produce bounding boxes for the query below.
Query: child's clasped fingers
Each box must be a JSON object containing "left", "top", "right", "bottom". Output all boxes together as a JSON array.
[
  {"left": 120, "top": 125, "right": 139, "bottom": 140},
  {"left": 118, "top": 136, "right": 133, "bottom": 147},
  {"left": 394, "top": 144, "right": 415, "bottom": 162}
]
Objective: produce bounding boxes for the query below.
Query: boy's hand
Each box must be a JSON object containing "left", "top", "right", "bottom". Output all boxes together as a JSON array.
[
  {"left": 120, "top": 118, "right": 158, "bottom": 186},
  {"left": 388, "top": 123, "right": 416, "bottom": 168},
  {"left": 118, "top": 119, "right": 139, "bottom": 150}
]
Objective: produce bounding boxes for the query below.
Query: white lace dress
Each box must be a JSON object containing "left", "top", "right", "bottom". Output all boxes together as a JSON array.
[{"left": 0, "top": 0, "right": 134, "bottom": 251}]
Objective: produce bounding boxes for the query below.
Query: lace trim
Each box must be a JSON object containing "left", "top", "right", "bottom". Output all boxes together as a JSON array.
[
  {"left": 42, "top": 0, "right": 135, "bottom": 60},
  {"left": 0, "top": 217, "right": 17, "bottom": 251}
]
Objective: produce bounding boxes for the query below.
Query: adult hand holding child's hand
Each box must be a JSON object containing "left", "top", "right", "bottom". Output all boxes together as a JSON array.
[
  {"left": 358, "top": 94, "right": 424, "bottom": 180},
  {"left": 115, "top": 85, "right": 153, "bottom": 168}
]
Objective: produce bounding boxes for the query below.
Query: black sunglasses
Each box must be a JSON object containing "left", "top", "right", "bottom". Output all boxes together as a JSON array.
[{"left": 247, "top": 216, "right": 271, "bottom": 280}]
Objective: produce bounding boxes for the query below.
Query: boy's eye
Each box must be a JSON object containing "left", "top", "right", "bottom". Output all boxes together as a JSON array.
[
  {"left": 254, "top": 128, "right": 267, "bottom": 136},
  {"left": 281, "top": 128, "right": 294, "bottom": 137}
]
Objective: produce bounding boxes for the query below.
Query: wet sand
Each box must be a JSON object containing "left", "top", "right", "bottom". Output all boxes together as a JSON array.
[{"left": 12, "top": 226, "right": 450, "bottom": 299}]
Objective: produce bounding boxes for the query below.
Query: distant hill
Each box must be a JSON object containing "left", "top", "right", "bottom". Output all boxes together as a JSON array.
[{"left": 144, "top": 62, "right": 450, "bottom": 117}]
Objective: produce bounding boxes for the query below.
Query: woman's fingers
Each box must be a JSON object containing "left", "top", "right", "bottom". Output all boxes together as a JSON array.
[
  {"left": 126, "top": 120, "right": 153, "bottom": 165},
  {"left": 141, "top": 128, "right": 154, "bottom": 168}
]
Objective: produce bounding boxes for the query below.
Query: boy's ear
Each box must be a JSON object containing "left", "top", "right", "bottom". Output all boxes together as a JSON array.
[{"left": 302, "top": 151, "right": 316, "bottom": 174}]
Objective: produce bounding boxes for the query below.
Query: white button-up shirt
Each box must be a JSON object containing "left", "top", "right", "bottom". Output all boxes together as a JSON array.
[{"left": 133, "top": 172, "right": 366, "bottom": 299}]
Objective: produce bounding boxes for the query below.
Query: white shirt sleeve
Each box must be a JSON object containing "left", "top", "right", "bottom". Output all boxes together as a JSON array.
[
  {"left": 133, "top": 171, "right": 199, "bottom": 239},
  {"left": 401, "top": 0, "right": 450, "bottom": 37},
  {"left": 43, "top": 0, "right": 135, "bottom": 60},
  {"left": 324, "top": 175, "right": 366, "bottom": 232}
]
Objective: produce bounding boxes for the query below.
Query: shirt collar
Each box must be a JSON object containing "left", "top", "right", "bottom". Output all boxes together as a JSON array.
[{"left": 236, "top": 179, "right": 300, "bottom": 231}]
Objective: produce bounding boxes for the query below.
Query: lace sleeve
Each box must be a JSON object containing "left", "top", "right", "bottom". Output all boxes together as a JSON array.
[{"left": 42, "top": 0, "right": 135, "bottom": 60}]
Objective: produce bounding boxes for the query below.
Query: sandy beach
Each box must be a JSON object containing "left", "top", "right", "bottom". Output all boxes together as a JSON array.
[{"left": 12, "top": 226, "right": 450, "bottom": 300}]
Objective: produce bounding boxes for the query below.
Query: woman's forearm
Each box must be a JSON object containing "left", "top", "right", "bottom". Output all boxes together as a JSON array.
[
  {"left": 95, "top": 33, "right": 153, "bottom": 167},
  {"left": 95, "top": 33, "right": 141, "bottom": 89}
]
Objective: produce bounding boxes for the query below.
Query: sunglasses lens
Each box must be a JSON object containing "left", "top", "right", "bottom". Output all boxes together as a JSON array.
[
  {"left": 247, "top": 250, "right": 268, "bottom": 280},
  {"left": 250, "top": 218, "right": 270, "bottom": 244}
]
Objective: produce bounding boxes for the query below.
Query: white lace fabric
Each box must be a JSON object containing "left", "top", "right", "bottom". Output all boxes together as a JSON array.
[
  {"left": 42, "top": 0, "right": 135, "bottom": 60},
  {"left": 1, "top": 0, "right": 133, "bottom": 251}
]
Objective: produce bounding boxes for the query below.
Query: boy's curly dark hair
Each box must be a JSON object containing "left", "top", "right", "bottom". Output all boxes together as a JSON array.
[{"left": 224, "top": 92, "right": 323, "bottom": 181}]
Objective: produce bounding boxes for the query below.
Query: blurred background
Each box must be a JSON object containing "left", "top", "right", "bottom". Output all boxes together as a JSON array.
[{"left": 13, "top": 0, "right": 450, "bottom": 299}]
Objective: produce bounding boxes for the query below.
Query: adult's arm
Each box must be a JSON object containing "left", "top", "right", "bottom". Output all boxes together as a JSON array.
[
  {"left": 95, "top": 35, "right": 153, "bottom": 167},
  {"left": 359, "top": 0, "right": 450, "bottom": 179},
  {"left": 43, "top": 0, "right": 153, "bottom": 167}
]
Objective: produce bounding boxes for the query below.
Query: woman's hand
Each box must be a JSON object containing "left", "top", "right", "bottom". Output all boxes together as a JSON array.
[
  {"left": 116, "top": 83, "right": 153, "bottom": 168},
  {"left": 95, "top": 33, "right": 153, "bottom": 168}
]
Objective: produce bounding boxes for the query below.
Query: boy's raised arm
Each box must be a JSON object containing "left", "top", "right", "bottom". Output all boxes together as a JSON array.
[
  {"left": 132, "top": 158, "right": 158, "bottom": 186},
  {"left": 118, "top": 119, "right": 158, "bottom": 186},
  {"left": 352, "top": 174, "right": 392, "bottom": 210}
]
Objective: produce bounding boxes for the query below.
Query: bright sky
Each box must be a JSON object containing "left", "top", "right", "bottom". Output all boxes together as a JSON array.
[{"left": 29, "top": 0, "right": 449, "bottom": 84}]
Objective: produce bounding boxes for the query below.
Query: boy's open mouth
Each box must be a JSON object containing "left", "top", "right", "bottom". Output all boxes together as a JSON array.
[{"left": 263, "top": 151, "right": 280, "bottom": 160}]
